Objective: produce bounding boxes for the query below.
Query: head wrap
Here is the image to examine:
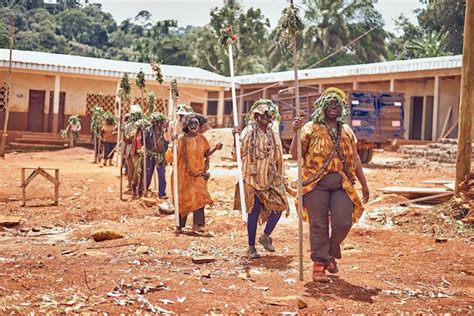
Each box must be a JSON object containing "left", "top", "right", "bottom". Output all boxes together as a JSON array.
[
  {"left": 311, "top": 87, "right": 349, "bottom": 124},
  {"left": 176, "top": 104, "right": 194, "bottom": 115},
  {"left": 68, "top": 114, "right": 80, "bottom": 124},
  {"left": 245, "top": 99, "right": 281, "bottom": 123},
  {"left": 150, "top": 112, "right": 167, "bottom": 123}
]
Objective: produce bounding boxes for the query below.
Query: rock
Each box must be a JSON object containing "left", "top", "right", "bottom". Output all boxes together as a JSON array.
[
  {"left": 158, "top": 202, "right": 175, "bottom": 215},
  {"left": 263, "top": 296, "right": 307, "bottom": 309},
  {"left": 141, "top": 197, "right": 157, "bottom": 208},
  {"left": 192, "top": 256, "right": 215, "bottom": 264},
  {"left": 82, "top": 250, "right": 107, "bottom": 257},
  {"left": 32, "top": 227, "right": 41, "bottom": 232},
  {"left": 91, "top": 230, "right": 126, "bottom": 242},
  {"left": 136, "top": 246, "right": 150, "bottom": 254},
  {"left": 0, "top": 216, "right": 21, "bottom": 228},
  {"left": 435, "top": 237, "right": 448, "bottom": 243},
  {"left": 200, "top": 270, "right": 211, "bottom": 278}
]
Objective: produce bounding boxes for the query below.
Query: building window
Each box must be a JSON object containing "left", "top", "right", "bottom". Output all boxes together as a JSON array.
[
  {"left": 224, "top": 101, "right": 233, "bottom": 115},
  {"left": 207, "top": 101, "right": 218, "bottom": 115},
  {"left": 86, "top": 93, "right": 116, "bottom": 115},
  {"left": 0, "top": 83, "right": 6, "bottom": 111}
]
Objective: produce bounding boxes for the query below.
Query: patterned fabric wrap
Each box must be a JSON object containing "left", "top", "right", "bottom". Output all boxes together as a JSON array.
[{"left": 245, "top": 99, "right": 281, "bottom": 123}]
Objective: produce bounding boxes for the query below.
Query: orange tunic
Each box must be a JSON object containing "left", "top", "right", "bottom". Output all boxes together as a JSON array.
[
  {"left": 173, "top": 134, "right": 212, "bottom": 217},
  {"left": 301, "top": 122, "right": 364, "bottom": 223}
]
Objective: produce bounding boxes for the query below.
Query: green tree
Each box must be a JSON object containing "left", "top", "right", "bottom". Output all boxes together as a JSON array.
[
  {"left": 188, "top": 0, "right": 271, "bottom": 75},
  {"left": 416, "top": 0, "right": 465, "bottom": 54},
  {"left": 299, "top": 0, "right": 388, "bottom": 68}
]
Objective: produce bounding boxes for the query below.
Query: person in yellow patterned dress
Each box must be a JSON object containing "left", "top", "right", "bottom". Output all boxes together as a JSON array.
[{"left": 291, "top": 87, "right": 370, "bottom": 282}]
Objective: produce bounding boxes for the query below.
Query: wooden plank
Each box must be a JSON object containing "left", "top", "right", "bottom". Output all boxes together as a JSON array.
[
  {"left": 54, "top": 169, "right": 59, "bottom": 206},
  {"left": 22, "top": 168, "right": 40, "bottom": 188},
  {"left": 21, "top": 168, "right": 26, "bottom": 207},
  {"left": 379, "top": 186, "right": 448, "bottom": 199},
  {"left": 421, "top": 180, "right": 455, "bottom": 185},
  {"left": 21, "top": 166, "right": 59, "bottom": 170},
  {"left": 439, "top": 105, "right": 453, "bottom": 141},
  {"left": 399, "top": 192, "right": 454, "bottom": 206},
  {"left": 37, "top": 168, "right": 59, "bottom": 185}
]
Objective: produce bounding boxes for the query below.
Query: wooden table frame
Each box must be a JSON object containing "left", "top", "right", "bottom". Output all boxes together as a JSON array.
[{"left": 21, "top": 167, "right": 60, "bottom": 207}]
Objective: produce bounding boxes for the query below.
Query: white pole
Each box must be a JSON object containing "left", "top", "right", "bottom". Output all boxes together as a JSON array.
[
  {"left": 228, "top": 45, "right": 248, "bottom": 223},
  {"left": 171, "top": 89, "right": 180, "bottom": 227},
  {"left": 117, "top": 98, "right": 123, "bottom": 201}
]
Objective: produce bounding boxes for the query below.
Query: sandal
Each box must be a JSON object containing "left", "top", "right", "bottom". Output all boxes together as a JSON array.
[{"left": 312, "top": 262, "right": 330, "bottom": 283}]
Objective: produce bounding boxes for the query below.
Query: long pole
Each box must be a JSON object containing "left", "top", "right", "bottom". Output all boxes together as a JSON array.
[
  {"left": 171, "top": 89, "right": 180, "bottom": 227},
  {"left": 117, "top": 98, "right": 123, "bottom": 201},
  {"left": 290, "top": 0, "right": 304, "bottom": 281},
  {"left": 142, "top": 129, "right": 148, "bottom": 197},
  {"left": 0, "top": 19, "right": 14, "bottom": 158},
  {"left": 228, "top": 45, "right": 248, "bottom": 223},
  {"left": 455, "top": 0, "right": 473, "bottom": 191}
]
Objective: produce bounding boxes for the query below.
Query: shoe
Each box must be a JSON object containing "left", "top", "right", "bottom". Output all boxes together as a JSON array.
[
  {"left": 192, "top": 225, "right": 205, "bottom": 233},
  {"left": 159, "top": 195, "right": 169, "bottom": 200},
  {"left": 312, "top": 262, "right": 330, "bottom": 283},
  {"left": 327, "top": 257, "right": 339, "bottom": 274},
  {"left": 248, "top": 246, "right": 261, "bottom": 259},
  {"left": 175, "top": 226, "right": 183, "bottom": 234},
  {"left": 258, "top": 234, "right": 275, "bottom": 252}
]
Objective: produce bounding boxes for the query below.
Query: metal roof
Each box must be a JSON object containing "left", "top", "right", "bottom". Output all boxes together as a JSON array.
[
  {"left": 0, "top": 49, "right": 231, "bottom": 87},
  {"left": 0, "top": 49, "right": 463, "bottom": 87},
  {"left": 235, "top": 55, "right": 463, "bottom": 85}
]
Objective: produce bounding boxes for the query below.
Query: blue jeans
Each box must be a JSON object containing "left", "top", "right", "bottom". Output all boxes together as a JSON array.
[
  {"left": 145, "top": 157, "right": 166, "bottom": 197},
  {"left": 247, "top": 195, "right": 282, "bottom": 246}
]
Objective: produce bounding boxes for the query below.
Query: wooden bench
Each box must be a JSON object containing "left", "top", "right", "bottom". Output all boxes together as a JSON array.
[{"left": 20, "top": 167, "right": 60, "bottom": 207}]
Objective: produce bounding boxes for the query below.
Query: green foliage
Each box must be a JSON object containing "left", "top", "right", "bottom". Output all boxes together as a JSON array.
[
  {"left": 147, "top": 91, "right": 156, "bottom": 115},
  {"left": 135, "top": 69, "right": 146, "bottom": 90},
  {"left": 90, "top": 105, "right": 105, "bottom": 132},
  {"left": 118, "top": 73, "right": 132, "bottom": 105}
]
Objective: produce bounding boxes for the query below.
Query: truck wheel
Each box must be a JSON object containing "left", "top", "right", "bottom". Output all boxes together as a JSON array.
[{"left": 358, "top": 148, "right": 373, "bottom": 164}]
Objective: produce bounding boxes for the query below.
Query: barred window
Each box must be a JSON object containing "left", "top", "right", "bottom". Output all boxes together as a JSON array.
[
  {"left": 0, "top": 83, "right": 6, "bottom": 111},
  {"left": 86, "top": 93, "right": 116, "bottom": 115}
]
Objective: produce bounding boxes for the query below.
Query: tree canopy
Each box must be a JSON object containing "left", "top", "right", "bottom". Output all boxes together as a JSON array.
[{"left": 0, "top": 0, "right": 465, "bottom": 75}]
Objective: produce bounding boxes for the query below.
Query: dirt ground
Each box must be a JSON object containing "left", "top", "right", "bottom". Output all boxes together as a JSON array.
[{"left": 1, "top": 134, "right": 473, "bottom": 314}]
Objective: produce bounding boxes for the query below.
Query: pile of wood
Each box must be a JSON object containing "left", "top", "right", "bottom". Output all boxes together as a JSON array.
[
  {"left": 450, "top": 173, "right": 474, "bottom": 224},
  {"left": 400, "top": 139, "right": 474, "bottom": 164}
]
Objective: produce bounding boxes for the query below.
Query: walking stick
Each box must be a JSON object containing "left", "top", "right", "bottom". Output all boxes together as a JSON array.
[
  {"left": 170, "top": 79, "right": 180, "bottom": 227},
  {"left": 143, "top": 129, "right": 148, "bottom": 197},
  {"left": 289, "top": 0, "right": 304, "bottom": 282},
  {"left": 228, "top": 44, "right": 247, "bottom": 223},
  {"left": 118, "top": 103, "right": 123, "bottom": 201}
]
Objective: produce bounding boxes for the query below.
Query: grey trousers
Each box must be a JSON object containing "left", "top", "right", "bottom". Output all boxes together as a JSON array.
[
  {"left": 303, "top": 173, "right": 354, "bottom": 264},
  {"left": 179, "top": 208, "right": 205, "bottom": 228}
]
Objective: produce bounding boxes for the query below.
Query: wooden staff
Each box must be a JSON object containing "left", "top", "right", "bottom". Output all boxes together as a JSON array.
[
  {"left": 289, "top": 0, "right": 304, "bottom": 281},
  {"left": 228, "top": 44, "right": 248, "bottom": 223},
  {"left": 170, "top": 80, "right": 180, "bottom": 227},
  {"left": 117, "top": 102, "right": 123, "bottom": 201},
  {"left": 142, "top": 128, "right": 148, "bottom": 197}
]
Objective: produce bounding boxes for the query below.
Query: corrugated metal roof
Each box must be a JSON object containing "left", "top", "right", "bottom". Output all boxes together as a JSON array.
[
  {"left": 235, "top": 55, "right": 463, "bottom": 85},
  {"left": 0, "top": 49, "right": 231, "bottom": 87}
]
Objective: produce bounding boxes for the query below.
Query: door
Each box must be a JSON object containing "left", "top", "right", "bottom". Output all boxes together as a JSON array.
[
  {"left": 48, "top": 91, "right": 66, "bottom": 132},
  {"left": 28, "top": 90, "right": 46, "bottom": 132},
  {"left": 410, "top": 96, "right": 423, "bottom": 140}
]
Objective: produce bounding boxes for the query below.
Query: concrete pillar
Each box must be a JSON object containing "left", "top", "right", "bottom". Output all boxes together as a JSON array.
[
  {"left": 216, "top": 90, "right": 225, "bottom": 127},
  {"left": 352, "top": 81, "right": 359, "bottom": 90},
  {"left": 262, "top": 87, "right": 268, "bottom": 99},
  {"left": 390, "top": 79, "right": 396, "bottom": 92},
  {"left": 432, "top": 76, "right": 440, "bottom": 140},
  {"left": 318, "top": 83, "right": 322, "bottom": 93},
  {"left": 52, "top": 75, "right": 61, "bottom": 133}
]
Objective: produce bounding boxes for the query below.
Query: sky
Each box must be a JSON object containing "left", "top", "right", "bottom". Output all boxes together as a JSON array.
[{"left": 89, "top": 0, "right": 423, "bottom": 34}]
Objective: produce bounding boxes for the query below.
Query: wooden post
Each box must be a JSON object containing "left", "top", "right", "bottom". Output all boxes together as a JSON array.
[
  {"left": 0, "top": 18, "right": 14, "bottom": 158},
  {"left": 142, "top": 129, "right": 148, "bottom": 197},
  {"left": 21, "top": 168, "right": 25, "bottom": 207},
  {"left": 289, "top": 0, "right": 304, "bottom": 281},
  {"left": 54, "top": 169, "right": 59, "bottom": 205},
  {"left": 228, "top": 44, "right": 248, "bottom": 223},
  {"left": 117, "top": 88, "right": 123, "bottom": 201},
  {"left": 455, "top": 0, "right": 473, "bottom": 191}
]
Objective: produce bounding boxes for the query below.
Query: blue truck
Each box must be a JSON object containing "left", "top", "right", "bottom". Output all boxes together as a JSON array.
[{"left": 273, "top": 90, "right": 405, "bottom": 164}]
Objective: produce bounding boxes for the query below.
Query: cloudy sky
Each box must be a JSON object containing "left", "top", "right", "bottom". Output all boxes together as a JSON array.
[{"left": 89, "top": 0, "right": 423, "bottom": 34}]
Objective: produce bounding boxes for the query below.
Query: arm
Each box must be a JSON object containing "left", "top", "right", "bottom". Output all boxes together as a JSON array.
[
  {"left": 352, "top": 142, "right": 370, "bottom": 203},
  {"left": 205, "top": 143, "right": 223, "bottom": 158},
  {"left": 290, "top": 117, "right": 308, "bottom": 160}
]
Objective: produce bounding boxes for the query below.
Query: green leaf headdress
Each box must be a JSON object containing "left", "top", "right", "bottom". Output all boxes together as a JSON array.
[
  {"left": 68, "top": 114, "right": 80, "bottom": 124},
  {"left": 311, "top": 87, "right": 349, "bottom": 125},
  {"left": 245, "top": 99, "right": 281, "bottom": 123},
  {"left": 150, "top": 112, "right": 167, "bottom": 123}
]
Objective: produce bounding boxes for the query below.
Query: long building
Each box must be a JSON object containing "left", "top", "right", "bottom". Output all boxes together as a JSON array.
[{"left": 0, "top": 49, "right": 464, "bottom": 143}]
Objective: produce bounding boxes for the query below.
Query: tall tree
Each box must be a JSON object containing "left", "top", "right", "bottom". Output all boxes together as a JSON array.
[
  {"left": 189, "top": 0, "right": 271, "bottom": 75},
  {"left": 300, "top": 0, "right": 388, "bottom": 68}
]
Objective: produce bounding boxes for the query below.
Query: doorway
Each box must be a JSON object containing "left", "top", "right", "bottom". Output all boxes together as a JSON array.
[
  {"left": 410, "top": 96, "right": 423, "bottom": 140},
  {"left": 28, "top": 90, "right": 46, "bottom": 132},
  {"left": 48, "top": 91, "right": 66, "bottom": 132}
]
